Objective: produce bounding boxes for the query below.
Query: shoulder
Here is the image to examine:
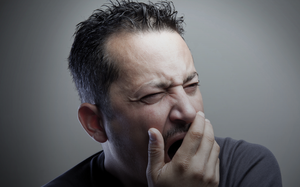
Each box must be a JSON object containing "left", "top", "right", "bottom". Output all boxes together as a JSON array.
[
  {"left": 42, "top": 151, "right": 104, "bottom": 187},
  {"left": 216, "top": 137, "right": 275, "bottom": 161},
  {"left": 216, "top": 137, "right": 282, "bottom": 187}
]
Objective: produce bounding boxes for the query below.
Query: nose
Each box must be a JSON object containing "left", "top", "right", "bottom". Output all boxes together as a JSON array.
[{"left": 168, "top": 88, "right": 197, "bottom": 125}]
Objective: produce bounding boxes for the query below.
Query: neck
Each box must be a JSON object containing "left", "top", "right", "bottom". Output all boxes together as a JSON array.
[{"left": 103, "top": 149, "right": 148, "bottom": 187}]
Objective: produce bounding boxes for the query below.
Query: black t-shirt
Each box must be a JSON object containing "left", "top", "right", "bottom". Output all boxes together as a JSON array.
[{"left": 43, "top": 137, "right": 282, "bottom": 187}]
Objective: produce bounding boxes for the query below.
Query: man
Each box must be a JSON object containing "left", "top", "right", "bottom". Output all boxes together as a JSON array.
[{"left": 44, "top": 1, "right": 282, "bottom": 186}]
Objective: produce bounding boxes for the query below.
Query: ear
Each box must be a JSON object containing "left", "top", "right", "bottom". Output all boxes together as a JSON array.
[{"left": 78, "top": 103, "right": 108, "bottom": 143}]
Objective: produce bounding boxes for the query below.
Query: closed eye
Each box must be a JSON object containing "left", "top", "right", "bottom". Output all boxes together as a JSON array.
[
  {"left": 184, "top": 81, "right": 199, "bottom": 94},
  {"left": 187, "top": 82, "right": 199, "bottom": 87},
  {"left": 140, "top": 92, "right": 165, "bottom": 104}
]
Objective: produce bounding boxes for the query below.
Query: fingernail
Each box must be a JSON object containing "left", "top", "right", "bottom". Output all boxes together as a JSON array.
[
  {"left": 197, "top": 111, "right": 205, "bottom": 118},
  {"left": 205, "top": 119, "right": 210, "bottom": 123},
  {"left": 148, "top": 129, "right": 156, "bottom": 142}
]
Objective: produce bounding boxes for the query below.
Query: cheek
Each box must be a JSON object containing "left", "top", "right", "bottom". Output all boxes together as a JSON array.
[
  {"left": 138, "top": 105, "right": 169, "bottom": 131},
  {"left": 109, "top": 103, "right": 169, "bottom": 141}
]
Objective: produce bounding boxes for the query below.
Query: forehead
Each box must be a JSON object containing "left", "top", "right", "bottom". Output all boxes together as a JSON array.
[{"left": 106, "top": 31, "right": 196, "bottom": 90}]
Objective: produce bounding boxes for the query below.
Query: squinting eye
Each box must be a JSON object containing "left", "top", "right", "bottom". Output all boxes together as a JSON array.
[
  {"left": 184, "top": 82, "right": 199, "bottom": 93},
  {"left": 140, "top": 93, "right": 165, "bottom": 104},
  {"left": 186, "top": 81, "right": 200, "bottom": 88},
  {"left": 188, "top": 82, "right": 199, "bottom": 87}
]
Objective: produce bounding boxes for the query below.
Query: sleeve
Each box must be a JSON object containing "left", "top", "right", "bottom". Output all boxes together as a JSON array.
[{"left": 217, "top": 137, "right": 282, "bottom": 187}]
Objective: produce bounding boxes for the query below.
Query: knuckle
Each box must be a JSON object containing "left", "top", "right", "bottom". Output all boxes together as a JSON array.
[
  {"left": 203, "top": 175, "right": 214, "bottom": 183},
  {"left": 205, "top": 134, "right": 215, "bottom": 144},
  {"left": 148, "top": 145, "right": 161, "bottom": 158},
  {"left": 175, "top": 157, "right": 190, "bottom": 173},
  {"left": 148, "top": 150, "right": 160, "bottom": 159},
  {"left": 203, "top": 174, "right": 219, "bottom": 186},
  {"left": 191, "top": 168, "right": 205, "bottom": 180},
  {"left": 189, "top": 131, "right": 204, "bottom": 141}
]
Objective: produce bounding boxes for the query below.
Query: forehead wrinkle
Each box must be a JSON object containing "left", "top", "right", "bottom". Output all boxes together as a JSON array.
[
  {"left": 108, "top": 31, "right": 197, "bottom": 96},
  {"left": 146, "top": 80, "right": 171, "bottom": 89},
  {"left": 137, "top": 71, "right": 198, "bottom": 92}
]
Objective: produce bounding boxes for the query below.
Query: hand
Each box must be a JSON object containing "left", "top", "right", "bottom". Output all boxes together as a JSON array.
[{"left": 146, "top": 111, "right": 220, "bottom": 187}]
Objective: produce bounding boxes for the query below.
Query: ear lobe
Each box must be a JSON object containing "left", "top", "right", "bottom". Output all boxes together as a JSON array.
[{"left": 78, "top": 103, "right": 108, "bottom": 143}]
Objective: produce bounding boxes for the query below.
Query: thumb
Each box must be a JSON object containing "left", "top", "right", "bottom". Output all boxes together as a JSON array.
[{"left": 146, "top": 128, "right": 165, "bottom": 180}]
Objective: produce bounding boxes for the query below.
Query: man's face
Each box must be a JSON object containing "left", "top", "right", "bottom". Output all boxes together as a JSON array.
[{"left": 102, "top": 31, "right": 203, "bottom": 182}]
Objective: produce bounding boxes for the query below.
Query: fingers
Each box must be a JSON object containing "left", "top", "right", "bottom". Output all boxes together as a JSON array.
[
  {"left": 195, "top": 118, "right": 216, "bottom": 165},
  {"left": 202, "top": 141, "right": 220, "bottom": 185},
  {"left": 146, "top": 114, "right": 220, "bottom": 187},
  {"left": 177, "top": 111, "right": 205, "bottom": 159},
  {"left": 196, "top": 119, "right": 220, "bottom": 186},
  {"left": 174, "top": 111, "right": 220, "bottom": 185},
  {"left": 146, "top": 128, "right": 165, "bottom": 181}
]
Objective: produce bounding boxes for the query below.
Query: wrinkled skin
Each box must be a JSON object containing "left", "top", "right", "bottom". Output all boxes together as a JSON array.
[{"left": 78, "top": 31, "right": 220, "bottom": 187}]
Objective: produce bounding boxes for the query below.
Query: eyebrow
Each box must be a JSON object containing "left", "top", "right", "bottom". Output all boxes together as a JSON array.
[
  {"left": 183, "top": 71, "right": 199, "bottom": 85},
  {"left": 150, "top": 71, "right": 199, "bottom": 89},
  {"left": 130, "top": 71, "right": 199, "bottom": 100}
]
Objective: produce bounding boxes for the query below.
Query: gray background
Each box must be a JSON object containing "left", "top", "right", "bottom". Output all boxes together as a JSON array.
[{"left": 0, "top": 0, "right": 299, "bottom": 186}]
